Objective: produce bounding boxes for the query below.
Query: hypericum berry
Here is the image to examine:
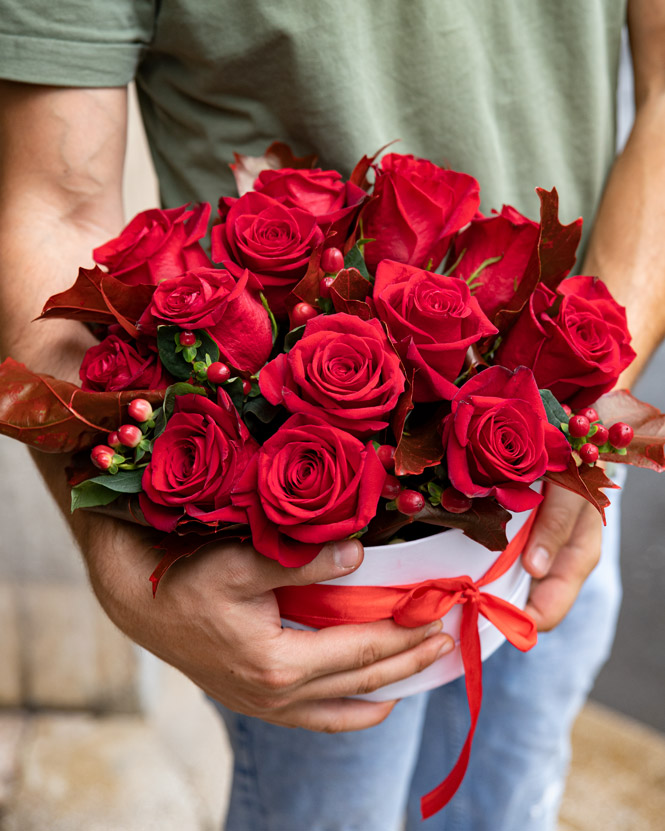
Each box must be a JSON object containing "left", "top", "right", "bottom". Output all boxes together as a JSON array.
[
  {"left": 118, "top": 424, "right": 142, "bottom": 448},
  {"left": 396, "top": 489, "right": 426, "bottom": 516},
  {"left": 381, "top": 474, "right": 402, "bottom": 501},
  {"left": 128, "top": 398, "right": 153, "bottom": 423},
  {"left": 568, "top": 414, "right": 591, "bottom": 438},
  {"left": 179, "top": 331, "right": 197, "bottom": 347},
  {"left": 376, "top": 445, "right": 396, "bottom": 471},
  {"left": 608, "top": 421, "right": 634, "bottom": 449},
  {"left": 319, "top": 275, "right": 336, "bottom": 300},
  {"left": 291, "top": 302, "right": 320, "bottom": 327},
  {"left": 440, "top": 486, "right": 472, "bottom": 514},
  {"left": 562, "top": 404, "right": 572, "bottom": 416},
  {"left": 579, "top": 443, "right": 599, "bottom": 464},
  {"left": 107, "top": 431, "right": 122, "bottom": 449},
  {"left": 91, "top": 445, "right": 116, "bottom": 471},
  {"left": 320, "top": 247, "right": 345, "bottom": 274},
  {"left": 207, "top": 361, "right": 231, "bottom": 385},
  {"left": 589, "top": 423, "right": 609, "bottom": 447},
  {"left": 242, "top": 379, "right": 252, "bottom": 396},
  {"left": 576, "top": 406, "right": 599, "bottom": 423}
]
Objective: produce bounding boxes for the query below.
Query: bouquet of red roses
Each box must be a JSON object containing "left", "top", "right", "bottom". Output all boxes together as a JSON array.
[{"left": 1, "top": 143, "right": 663, "bottom": 818}]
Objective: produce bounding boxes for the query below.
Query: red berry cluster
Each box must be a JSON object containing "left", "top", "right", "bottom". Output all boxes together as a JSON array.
[
  {"left": 565, "top": 405, "right": 633, "bottom": 464},
  {"left": 91, "top": 397, "right": 155, "bottom": 471}
]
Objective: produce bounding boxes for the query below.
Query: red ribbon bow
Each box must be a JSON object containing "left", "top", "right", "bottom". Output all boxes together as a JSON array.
[{"left": 275, "top": 513, "right": 538, "bottom": 819}]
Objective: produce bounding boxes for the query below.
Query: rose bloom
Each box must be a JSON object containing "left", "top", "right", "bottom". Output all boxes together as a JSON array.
[
  {"left": 373, "top": 260, "right": 497, "bottom": 401},
  {"left": 139, "top": 267, "right": 273, "bottom": 374},
  {"left": 496, "top": 275, "right": 636, "bottom": 409},
  {"left": 362, "top": 153, "right": 480, "bottom": 273},
  {"left": 259, "top": 313, "right": 405, "bottom": 437},
  {"left": 253, "top": 167, "right": 365, "bottom": 248},
  {"left": 442, "top": 366, "right": 571, "bottom": 512},
  {"left": 79, "top": 332, "right": 170, "bottom": 392},
  {"left": 450, "top": 205, "right": 540, "bottom": 320},
  {"left": 93, "top": 203, "right": 212, "bottom": 286},
  {"left": 232, "top": 415, "right": 386, "bottom": 567},
  {"left": 139, "top": 390, "right": 257, "bottom": 533},
  {"left": 211, "top": 191, "right": 324, "bottom": 315}
]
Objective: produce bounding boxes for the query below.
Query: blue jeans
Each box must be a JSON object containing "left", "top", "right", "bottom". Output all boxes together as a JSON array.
[{"left": 214, "top": 489, "right": 622, "bottom": 831}]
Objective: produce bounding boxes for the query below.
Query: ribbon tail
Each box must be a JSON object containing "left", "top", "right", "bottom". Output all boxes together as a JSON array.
[
  {"left": 479, "top": 594, "right": 538, "bottom": 652},
  {"left": 420, "top": 602, "right": 483, "bottom": 820}
]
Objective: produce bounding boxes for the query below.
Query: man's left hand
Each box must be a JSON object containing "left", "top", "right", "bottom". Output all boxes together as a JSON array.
[{"left": 522, "top": 485, "right": 603, "bottom": 631}]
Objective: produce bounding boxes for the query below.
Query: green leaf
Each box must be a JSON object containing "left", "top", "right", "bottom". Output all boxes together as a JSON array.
[
  {"left": 243, "top": 395, "right": 281, "bottom": 425},
  {"left": 163, "top": 382, "right": 207, "bottom": 420},
  {"left": 71, "top": 482, "right": 121, "bottom": 512},
  {"left": 540, "top": 389, "right": 569, "bottom": 430},
  {"left": 84, "top": 468, "right": 145, "bottom": 493},
  {"left": 157, "top": 326, "right": 220, "bottom": 381},
  {"left": 344, "top": 244, "right": 371, "bottom": 281},
  {"left": 284, "top": 325, "right": 306, "bottom": 353},
  {"left": 260, "top": 293, "right": 278, "bottom": 344},
  {"left": 224, "top": 377, "right": 247, "bottom": 412}
]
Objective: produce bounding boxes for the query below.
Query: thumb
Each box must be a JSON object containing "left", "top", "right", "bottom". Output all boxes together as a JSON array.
[
  {"left": 522, "top": 486, "right": 582, "bottom": 579},
  {"left": 269, "top": 539, "right": 365, "bottom": 589}
]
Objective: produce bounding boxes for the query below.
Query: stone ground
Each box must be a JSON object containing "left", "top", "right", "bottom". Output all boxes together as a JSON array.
[{"left": 0, "top": 684, "right": 663, "bottom": 831}]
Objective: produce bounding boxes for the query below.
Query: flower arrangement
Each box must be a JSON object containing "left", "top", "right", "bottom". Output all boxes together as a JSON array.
[{"left": 2, "top": 142, "right": 663, "bottom": 817}]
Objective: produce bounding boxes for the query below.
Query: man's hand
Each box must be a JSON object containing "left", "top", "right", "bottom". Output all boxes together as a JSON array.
[
  {"left": 522, "top": 486, "right": 603, "bottom": 631},
  {"left": 77, "top": 511, "right": 453, "bottom": 732}
]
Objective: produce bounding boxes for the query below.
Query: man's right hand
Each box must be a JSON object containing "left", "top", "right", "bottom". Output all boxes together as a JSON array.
[{"left": 78, "top": 512, "right": 453, "bottom": 732}]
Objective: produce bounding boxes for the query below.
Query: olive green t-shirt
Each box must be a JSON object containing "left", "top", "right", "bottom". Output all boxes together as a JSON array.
[{"left": 0, "top": 0, "right": 626, "bottom": 248}]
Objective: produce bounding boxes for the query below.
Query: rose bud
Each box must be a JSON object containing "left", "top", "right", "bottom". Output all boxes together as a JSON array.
[
  {"left": 396, "top": 489, "right": 425, "bottom": 516},
  {"left": 608, "top": 421, "right": 634, "bottom": 449},
  {"left": 91, "top": 445, "right": 116, "bottom": 471},
  {"left": 128, "top": 398, "right": 153, "bottom": 423},
  {"left": 118, "top": 424, "right": 143, "bottom": 448}
]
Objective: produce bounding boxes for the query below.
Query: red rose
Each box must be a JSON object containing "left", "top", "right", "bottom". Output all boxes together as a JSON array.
[
  {"left": 93, "top": 203, "right": 212, "bottom": 286},
  {"left": 373, "top": 261, "right": 497, "bottom": 401},
  {"left": 450, "top": 205, "right": 540, "bottom": 320},
  {"left": 139, "top": 389, "right": 258, "bottom": 533},
  {"left": 442, "top": 366, "right": 571, "bottom": 512},
  {"left": 79, "top": 332, "right": 170, "bottom": 392},
  {"left": 232, "top": 415, "right": 386, "bottom": 567},
  {"left": 211, "top": 191, "right": 324, "bottom": 315},
  {"left": 253, "top": 167, "right": 365, "bottom": 248},
  {"left": 362, "top": 153, "right": 480, "bottom": 273},
  {"left": 259, "top": 313, "right": 405, "bottom": 437},
  {"left": 139, "top": 267, "right": 273, "bottom": 374},
  {"left": 496, "top": 275, "right": 636, "bottom": 409}
]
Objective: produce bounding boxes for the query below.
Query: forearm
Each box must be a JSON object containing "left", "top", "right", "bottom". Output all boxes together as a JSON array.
[{"left": 582, "top": 21, "right": 665, "bottom": 388}]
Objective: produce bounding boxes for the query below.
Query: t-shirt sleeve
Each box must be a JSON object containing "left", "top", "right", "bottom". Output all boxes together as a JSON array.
[{"left": 0, "top": 0, "right": 156, "bottom": 87}]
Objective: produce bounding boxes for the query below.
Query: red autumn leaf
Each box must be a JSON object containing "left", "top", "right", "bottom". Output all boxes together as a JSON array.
[
  {"left": 543, "top": 454, "right": 619, "bottom": 522},
  {"left": 38, "top": 266, "right": 154, "bottom": 339},
  {"left": 230, "top": 141, "right": 318, "bottom": 197},
  {"left": 0, "top": 358, "right": 165, "bottom": 453},
  {"left": 492, "top": 188, "right": 582, "bottom": 335},
  {"left": 595, "top": 389, "right": 665, "bottom": 472},
  {"left": 394, "top": 415, "right": 444, "bottom": 477},
  {"left": 364, "top": 498, "right": 510, "bottom": 551},
  {"left": 284, "top": 243, "right": 326, "bottom": 317},
  {"left": 392, "top": 372, "right": 415, "bottom": 449},
  {"left": 349, "top": 141, "right": 400, "bottom": 191},
  {"left": 329, "top": 268, "right": 373, "bottom": 320}
]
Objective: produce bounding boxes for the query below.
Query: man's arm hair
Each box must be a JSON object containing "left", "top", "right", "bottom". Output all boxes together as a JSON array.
[{"left": 0, "top": 81, "right": 127, "bottom": 376}]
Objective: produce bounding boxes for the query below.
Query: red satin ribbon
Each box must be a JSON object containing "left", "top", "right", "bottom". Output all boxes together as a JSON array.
[{"left": 275, "top": 513, "right": 538, "bottom": 820}]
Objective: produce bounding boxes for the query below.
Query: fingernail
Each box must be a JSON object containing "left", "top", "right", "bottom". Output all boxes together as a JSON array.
[
  {"left": 437, "top": 638, "right": 454, "bottom": 658},
  {"left": 425, "top": 621, "right": 442, "bottom": 638},
  {"left": 333, "top": 540, "right": 361, "bottom": 570},
  {"left": 529, "top": 545, "right": 551, "bottom": 576}
]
